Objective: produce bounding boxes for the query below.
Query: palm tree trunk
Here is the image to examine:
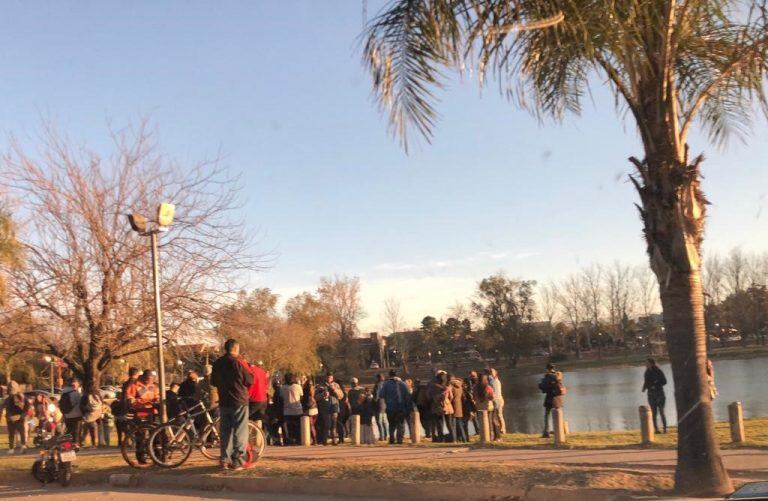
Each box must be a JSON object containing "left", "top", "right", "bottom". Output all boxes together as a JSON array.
[{"left": 632, "top": 153, "right": 733, "bottom": 496}]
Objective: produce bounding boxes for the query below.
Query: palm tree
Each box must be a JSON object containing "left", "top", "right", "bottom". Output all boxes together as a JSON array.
[{"left": 362, "top": 0, "right": 768, "bottom": 496}]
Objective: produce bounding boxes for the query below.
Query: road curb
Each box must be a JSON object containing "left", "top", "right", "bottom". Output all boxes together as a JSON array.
[{"left": 108, "top": 472, "right": 526, "bottom": 500}]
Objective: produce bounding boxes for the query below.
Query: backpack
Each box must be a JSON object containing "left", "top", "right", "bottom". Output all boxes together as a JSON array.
[
  {"left": 59, "top": 391, "right": 75, "bottom": 414},
  {"left": 554, "top": 371, "right": 567, "bottom": 396}
]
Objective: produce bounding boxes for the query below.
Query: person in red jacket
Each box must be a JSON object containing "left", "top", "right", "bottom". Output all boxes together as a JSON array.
[{"left": 247, "top": 361, "right": 269, "bottom": 423}]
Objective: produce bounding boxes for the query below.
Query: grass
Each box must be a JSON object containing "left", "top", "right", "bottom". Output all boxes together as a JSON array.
[{"left": 413, "top": 417, "right": 768, "bottom": 450}]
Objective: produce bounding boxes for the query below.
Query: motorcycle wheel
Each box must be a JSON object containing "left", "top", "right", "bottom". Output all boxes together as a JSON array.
[
  {"left": 31, "top": 458, "right": 49, "bottom": 484},
  {"left": 59, "top": 462, "right": 72, "bottom": 487}
]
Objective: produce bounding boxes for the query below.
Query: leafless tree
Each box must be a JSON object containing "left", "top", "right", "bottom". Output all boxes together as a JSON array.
[
  {"left": 635, "top": 265, "right": 660, "bottom": 318},
  {"left": 382, "top": 297, "right": 404, "bottom": 335},
  {"left": 702, "top": 254, "right": 725, "bottom": 305},
  {"left": 1, "top": 121, "right": 263, "bottom": 391},
  {"left": 605, "top": 262, "right": 634, "bottom": 342},
  {"left": 556, "top": 274, "right": 584, "bottom": 359},
  {"left": 536, "top": 281, "right": 559, "bottom": 354},
  {"left": 580, "top": 264, "right": 604, "bottom": 350},
  {"left": 723, "top": 248, "right": 750, "bottom": 294},
  {"left": 317, "top": 275, "right": 365, "bottom": 372}
]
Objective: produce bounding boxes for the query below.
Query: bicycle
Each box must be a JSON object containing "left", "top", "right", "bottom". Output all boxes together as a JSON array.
[
  {"left": 148, "top": 401, "right": 265, "bottom": 468},
  {"left": 120, "top": 406, "right": 161, "bottom": 469}
]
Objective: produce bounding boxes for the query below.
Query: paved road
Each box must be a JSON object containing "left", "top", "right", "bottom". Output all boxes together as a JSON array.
[{"left": 0, "top": 485, "right": 347, "bottom": 500}]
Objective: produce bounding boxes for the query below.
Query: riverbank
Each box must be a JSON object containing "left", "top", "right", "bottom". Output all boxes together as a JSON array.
[{"left": 505, "top": 344, "right": 768, "bottom": 376}]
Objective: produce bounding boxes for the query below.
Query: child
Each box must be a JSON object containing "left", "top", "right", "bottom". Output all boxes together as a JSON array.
[{"left": 359, "top": 389, "right": 376, "bottom": 445}]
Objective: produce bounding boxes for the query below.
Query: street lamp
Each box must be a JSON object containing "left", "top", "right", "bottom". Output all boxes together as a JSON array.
[
  {"left": 177, "top": 359, "right": 183, "bottom": 381},
  {"left": 127, "top": 203, "right": 176, "bottom": 424},
  {"left": 43, "top": 355, "right": 54, "bottom": 394}
]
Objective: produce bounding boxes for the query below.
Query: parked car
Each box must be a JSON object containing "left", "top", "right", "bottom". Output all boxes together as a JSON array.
[
  {"left": 532, "top": 348, "right": 550, "bottom": 357},
  {"left": 369, "top": 361, "right": 380, "bottom": 369}
]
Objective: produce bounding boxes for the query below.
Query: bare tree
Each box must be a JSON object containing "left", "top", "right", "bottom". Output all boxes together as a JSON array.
[
  {"left": 605, "top": 262, "right": 634, "bottom": 342},
  {"left": 556, "top": 274, "right": 584, "bottom": 359},
  {"left": 635, "top": 265, "right": 661, "bottom": 318},
  {"left": 580, "top": 264, "right": 604, "bottom": 352},
  {"left": 702, "top": 254, "right": 725, "bottom": 305},
  {"left": 382, "top": 297, "right": 404, "bottom": 335},
  {"left": 724, "top": 248, "right": 749, "bottom": 294},
  {"left": 2, "top": 122, "right": 262, "bottom": 391},
  {"left": 537, "top": 282, "right": 559, "bottom": 354},
  {"left": 317, "top": 275, "right": 366, "bottom": 372}
]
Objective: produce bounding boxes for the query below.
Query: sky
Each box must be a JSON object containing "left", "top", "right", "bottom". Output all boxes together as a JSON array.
[{"left": 1, "top": 1, "right": 767, "bottom": 332}]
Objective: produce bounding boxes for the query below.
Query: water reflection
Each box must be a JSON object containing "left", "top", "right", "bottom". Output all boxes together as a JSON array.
[{"left": 501, "top": 358, "right": 768, "bottom": 433}]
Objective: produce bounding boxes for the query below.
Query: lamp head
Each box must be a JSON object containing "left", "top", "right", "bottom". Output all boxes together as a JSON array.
[
  {"left": 157, "top": 203, "right": 175, "bottom": 229},
  {"left": 128, "top": 213, "right": 148, "bottom": 233}
]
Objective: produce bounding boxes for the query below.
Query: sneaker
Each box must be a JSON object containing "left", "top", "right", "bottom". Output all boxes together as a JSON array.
[
  {"left": 6, "top": 449, "right": 15, "bottom": 455},
  {"left": 230, "top": 464, "right": 244, "bottom": 471},
  {"left": 219, "top": 461, "right": 230, "bottom": 470},
  {"left": 18, "top": 446, "right": 26, "bottom": 454}
]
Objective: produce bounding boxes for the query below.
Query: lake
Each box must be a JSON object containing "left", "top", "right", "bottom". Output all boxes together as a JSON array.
[{"left": 500, "top": 357, "right": 768, "bottom": 434}]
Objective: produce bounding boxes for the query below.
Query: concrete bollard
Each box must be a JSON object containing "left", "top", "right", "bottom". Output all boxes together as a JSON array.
[
  {"left": 410, "top": 410, "right": 421, "bottom": 444},
  {"left": 552, "top": 408, "right": 566, "bottom": 446},
  {"left": 478, "top": 410, "right": 491, "bottom": 444},
  {"left": 300, "top": 415, "right": 312, "bottom": 446},
  {"left": 639, "top": 405, "right": 654, "bottom": 445},
  {"left": 728, "top": 401, "right": 745, "bottom": 443},
  {"left": 350, "top": 414, "right": 361, "bottom": 445}
]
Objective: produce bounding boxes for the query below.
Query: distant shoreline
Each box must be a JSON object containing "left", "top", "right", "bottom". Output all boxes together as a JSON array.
[{"left": 504, "top": 344, "right": 768, "bottom": 377}]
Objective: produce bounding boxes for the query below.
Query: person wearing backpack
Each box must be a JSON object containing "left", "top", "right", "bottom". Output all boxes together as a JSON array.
[
  {"left": 3, "top": 383, "right": 29, "bottom": 454},
  {"left": 81, "top": 388, "right": 104, "bottom": 448},
  {"left": 642, "top": 358, "right": 668, "bottom": 434},
  {"left": 539, "top": 363, "right": 566, "bottom": 438},
  {"left": 60, "top": 378, "right": 84, "bottom": 446}
]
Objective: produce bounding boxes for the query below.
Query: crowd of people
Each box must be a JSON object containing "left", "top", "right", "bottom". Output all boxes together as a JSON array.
[{"left": 3, "top": 336, "right": 685, "bottom": 461}]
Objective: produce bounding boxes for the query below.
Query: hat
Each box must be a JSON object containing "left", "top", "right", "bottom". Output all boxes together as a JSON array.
[{"left": 350, "top": 377, "right": 359, "bottom": 384}]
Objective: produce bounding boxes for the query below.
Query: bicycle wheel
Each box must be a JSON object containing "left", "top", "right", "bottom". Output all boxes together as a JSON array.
[
  {"left": 121, "top": 425, "right": 154, "bottom": 469},
  {"left": 247, "top": 422, "right": 266, "bottom": 460},
  {"left": 149, "top": 423, "right": 193, "bottom": 468},
  {"left": 199, "top": 418, "right": 221, "bottom": 461}
]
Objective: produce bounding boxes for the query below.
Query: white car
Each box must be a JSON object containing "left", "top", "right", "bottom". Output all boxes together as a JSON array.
[{"left": 369, "top": 361, "right": 380, "bottom": 369}]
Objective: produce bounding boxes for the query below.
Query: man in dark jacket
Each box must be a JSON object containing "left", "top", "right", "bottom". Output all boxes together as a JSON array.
[
  {"left": 642, "top": 358, "right": 668, "bottom": 433},
  {"left": 378, "top": 369, "right": 411, "bottom": 444},
  {"left": 539, "top": 363, "right": 564, "bottom": 438},
  {"left": 211, "top": 339, "right": 253, "bottom": 469}
]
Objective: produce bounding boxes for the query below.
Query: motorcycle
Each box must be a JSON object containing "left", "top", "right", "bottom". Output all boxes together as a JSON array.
[{"left": 31, "top": 433, "right": 77, "bottom": 487}]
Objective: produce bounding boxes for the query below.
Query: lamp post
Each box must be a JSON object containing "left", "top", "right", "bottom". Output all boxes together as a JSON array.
[
  {"left": 128, "top": 203, "right": 175, "bottom": 424},
  {"left": 43, "top": 355, "right": 54, "bottom": 394}
]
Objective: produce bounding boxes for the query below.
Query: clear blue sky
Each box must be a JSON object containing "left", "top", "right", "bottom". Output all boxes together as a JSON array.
[{"left": 1, "top": 1, "right": 767, "bottom": 330}]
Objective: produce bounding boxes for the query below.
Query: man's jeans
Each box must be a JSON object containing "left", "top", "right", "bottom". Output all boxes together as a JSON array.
[
  {"left": 375, "top": 411, "right": 389, "bottom": 441},
  {"left": 220, "top": 405, "right": 249, "bottom": 466}
]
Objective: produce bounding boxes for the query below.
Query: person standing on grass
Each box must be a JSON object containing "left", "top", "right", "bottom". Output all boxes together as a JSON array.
[
  {"left": 60, "top": 378, "right": 83, "bottom": 447},
  {"left": 211, "top": 338, "right": 254, "bottom": 470},
  {"left": 379, "top": 369, "right": 411, "bottom": 444},
  {"left": 279, "top": 373, "right": 304, "bottom": 445},
  {"left": 465, "top": 371, "right": 479, "bottom": 435},
  {"left": 316, "top": 373, "right": 343, "bottom": 445},
  {"left": 539, "top": 363, "right": 565, "bottom": 438},
  {"left": 372, "top": 373, "right": 388, "bottom": 442},
  {"left": 4, "top": 383, "right": 28, "bottom": 454},
  {"left": 360, "top": 389, "right": 376, "bottom": 445},
  {"left": 246, "top": 361, "right": 269, "bottom": 426},
  {"left": 301, "top": 377, "right": 318, "bottom": 444},
  {"left": 80, "top": 387, "right": 104, "bottom": 448},
  {"left": 489, "top": 368, "right": 506, "bottom": 435},
  {"left": 642, "top": 358, "right": 668, "bottom": 434},
  {"left": 450, "top": 375, "right": 468, "bottom": 443}
]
